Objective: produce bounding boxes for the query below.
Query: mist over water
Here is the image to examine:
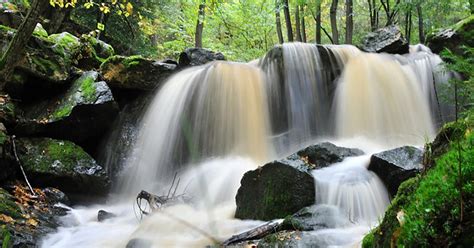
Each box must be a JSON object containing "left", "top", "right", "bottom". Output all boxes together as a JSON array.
[{"left": 42, "top": 43, "right": 454, "bottom": 247}]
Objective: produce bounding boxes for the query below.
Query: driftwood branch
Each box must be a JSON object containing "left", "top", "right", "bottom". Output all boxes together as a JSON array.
[
  {"left": 11, "top": 135, "right": 36, "bottom": 196},
  {"left": 222, "top": 219, "right": 284, "bottom": 246}
]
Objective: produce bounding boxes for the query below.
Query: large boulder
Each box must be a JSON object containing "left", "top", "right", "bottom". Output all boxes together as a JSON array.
[
  {"left": 0, "top": 126, "right": 15, "bottom": 183},
  {"left": 16, "top": 137, "right": 109, "bottom": 194},
  {"left": 368, "top": 146, "right": 423, "bottom": 196},
  {"left": 235, "top": 142, "right": 363, "bottom": 221},
  {"left": 178, "top": 47, "right": 225, "bottom": 67},
  {"left": 361, "top": 25, "right": 409, "bottom": 54},
  {"left": 100, "top": 55, "right": 176, "bottom": 91},
  {"left": 427, "top": 15, "right": 474, "bottom": 55},
  {"left": 14, "top": 71, "right": 118, "bottom": 145}
]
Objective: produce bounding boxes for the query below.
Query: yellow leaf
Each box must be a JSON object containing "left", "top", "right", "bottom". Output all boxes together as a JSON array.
[
  {"left": 126, "top": 2, "right": 133, "bottom": 15},
  {"left": 0, "top": 214, "right": 14, "bottom": 224},
  {"left": 26, "top": 218, "right": 38, "bottom": 227}
]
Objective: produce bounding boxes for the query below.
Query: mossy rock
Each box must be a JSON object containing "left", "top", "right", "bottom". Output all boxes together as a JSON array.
[
  {"left": 0, "top": 125, "right": 16, "bottom": 183},
  {"left": 235, "top": 142, "right": 363, "bottom": 221},
  {"left": 14, "top": 71, "right": 118, "bottom": 144},
  {"left": 0, "top": 189, "right": 22, "bottom": 220},
  {"left": 0, "top": 94, "right": 16, "bottom": 126},
  {"left": 427, "top": 15, "right": 474, "bottom": 55},
  {"left": 16, "top": 137, "right": 110, "bottom": 194},
  {"left": 100, "top": 55, "right": 176, "bottom": 91}
]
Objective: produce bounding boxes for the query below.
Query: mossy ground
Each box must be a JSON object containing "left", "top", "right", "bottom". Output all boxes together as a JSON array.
[{"left": 363, "top": 116, "right": 474, "bottom": 247}]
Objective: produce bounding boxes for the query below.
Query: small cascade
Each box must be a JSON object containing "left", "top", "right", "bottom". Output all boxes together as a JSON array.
[
  {"left": 117, "top": 61, "right": 271, "bottom": 196},
  {"left": 259, "top": 43, "right": 360, "bottom": 153},
  {"left": 335, "top": 53, "right": 435, "bottom": 146},
  {"left": 312, "top": 155, "right": 390, "bottom": 226}
]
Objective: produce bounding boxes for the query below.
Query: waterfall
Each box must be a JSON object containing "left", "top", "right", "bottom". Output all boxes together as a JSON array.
[
  {"left": 117, "top": 61, "right": 271, "bottom": 196},
  {"left": 335, "top": 53, "right": 435, "bottom": 146},
  {"left": 42, "top": 42, "right": 455, "bottom": 247}
]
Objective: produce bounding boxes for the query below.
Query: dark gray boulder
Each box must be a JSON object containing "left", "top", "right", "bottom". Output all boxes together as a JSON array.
[
  {"left": 100, "top": 55, "right": 176, "bottom": 91},
  {"left": 16, "top": 137, "right": 110, "bottom": 195},
  {"left": 14, "top": 71, "right": 118, "bottom": 145},
  {"left": 126, "top": 238, "right": 152, "bottom": 248},
  {"left": 97, "top": 210, "right": 116, "bottom": 222},
  {"left": 235, "top": 142, "right": 363, "bottom": 221},
  {"left": 361, "top": 25, "right": 409, "bottom": 54},
  {"left": 0, "top": 126, "right": 15, "bottom": 183},
  {"left": 427, "top": 15, "right": 474, "bottom": 55},
  {"left": 178, "top": 47, "right": 225, "bottom": 67},
  {"left": 368, "top": 146, "right": 423, "bottom": 196}
]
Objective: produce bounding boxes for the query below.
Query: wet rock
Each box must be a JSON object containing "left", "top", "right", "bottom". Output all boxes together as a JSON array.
[
  {"left": 16, "top": 137, "right": 110, "bottom": 195},
  {"left": 427, "top": 15, "right": 474, "bottom": 55},
  {"left": 43, "top": 187, "right": 70, "bottom": 205},
  {"left": 14, "top": 71, "right": 118, "bottom": 145},
  {"left": 97, "top": 210, "right": 116, "bottom": 222},
  {"left": 368, "top": 146, "right": 423, "bottom": 196},
  {"left": 0, "top": 185, "right": 68, "bottom": 247},
  {"left": 361, "top": 25, "right": 409, "bottom": 54},
  {"left": 281, "top": 205, "right": 350, "bottom": 231},
  {"left": 178, "top": 47, "right": 225, "bottom": 67},
  {"left": 100, "top": 55, "right": 176, "bottom": 91},
  {"left": 126, "top": 238, "right": 153, "bottom": 248},
  {"left": 235, "top": 142, "right": 363, "bottom": 221}
]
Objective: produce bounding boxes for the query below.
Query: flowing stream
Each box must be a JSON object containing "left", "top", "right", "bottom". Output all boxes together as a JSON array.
[{"left": 41, "top": 43, "right": 451, "bottom": 247}]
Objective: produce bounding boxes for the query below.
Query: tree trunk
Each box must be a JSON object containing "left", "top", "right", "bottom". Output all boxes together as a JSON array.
[
  {"left": 417, "top": 3, "right": 425, "bottom": 43},
  {"left": 316, "top": 1, "right": 321, "bottom": 44},
  {"left": 47, "top": 8, "right": 69, "bottom": 34},
  {"left": 295, "top": 4, "right": 302, "bottom": 41},
  {"left": 275, "top": 0, "right": 284, "bottom": 44},
  {"left": 345, "top": 0, "right": 353, "bottom": 44},
  {"left": 330, "top": 0, "right": 339, "bottom": 44},
  {"left": 283, "top": 0, "right": 293, "bottom": 42},
  {"left": 405, "top": 6, "right": 412, "bottom": 43},
  {"left": 368, "top": 0, "right": 379, "bottom": 31},
  {"left": 195, "top": 2, "right": 205, "bottom": 48},
  {"left": 470, "top": 0, "right": 474, "bottom": 14},
  {"left": 301, "top": 5, "right": 307, "bottom": 42},
  {"left": 0, "top": 0, "right": 48, "bottom": 91}
]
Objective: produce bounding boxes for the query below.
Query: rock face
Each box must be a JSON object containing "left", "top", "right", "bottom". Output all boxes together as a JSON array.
[
  {"left": 16, "top": 137, "right": 110, "bottom": 195},
  {"left": 235, "top": 142, "right": 363, "bottom": 221},
  {"left": 427, "top": 15, "right": 474, "bottom": 55},
  {"left": 361, "top": 25, "right": 409, "bottom": 54},
  {"left": 0, "top": 127, "right": 15, "bottom": 183},
  {"left": 368, "top": 146, "right": 423, "bottom": 196},
  {"left": 14, "top": 71, "right": 118, "bottom": 145},
  {"left": 178, "top": 47, "right": 225, "bottom": 67},
  {"left": 100, "top": 55, "right": 176, "bottom": 91}
]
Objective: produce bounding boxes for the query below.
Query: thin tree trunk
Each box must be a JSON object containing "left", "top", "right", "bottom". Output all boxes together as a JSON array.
[
  {"left": 368, "top": 0, "right": 378, "bottom": 31},
  {"left": 316, "top": 1, "right": 322, "bottom": 43},
  {"left": 295, "top": 4, "right": 302, "bottom": 41},
  {"left": 330, "top": 0, "right": 339, "bottom": 44},
  {"left": 417, "top": 3, "right": 425, "bottom": 43},
  {"left": 301, "top": 5, "right": 307, "bottom": 42},
  {"left": 405, "top": 7, "right": 412, "bottom": 43},
  {"left": 195, "top": 2, "right": 205, "bottom": 48},
  {"left": 345, "top": 0, "right": 353, "bottom": 44},
  {"left": 47, "top": 8, "right": 69, "bottom": 34},
  {"left": 0, "top": 0, "right": 48, "bottom": 91},
  {"left": 275, "top": 0, "right": 284, "bottom": 44},
  {"left": 283, "top": 0, "right": 293, "bottom": 42}
]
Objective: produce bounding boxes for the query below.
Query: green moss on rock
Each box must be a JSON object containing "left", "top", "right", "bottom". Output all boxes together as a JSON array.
[{"left": 0, "top": 189, "right": 22, "bottom": 220}]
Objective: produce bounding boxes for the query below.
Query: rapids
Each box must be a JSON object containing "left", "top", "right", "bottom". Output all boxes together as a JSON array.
[{"left": 41, "top": 43, "right": 452, "bottom": 247}]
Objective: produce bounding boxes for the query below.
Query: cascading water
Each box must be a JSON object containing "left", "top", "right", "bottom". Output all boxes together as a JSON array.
[
  {"left": 117, "top": 61, "right": 271, "bottom": 196},
  {"left": 335, "top": 53, "right": 435, "bottom": 147},
  {"left": 42, "top": 42, "right": 454, "bottom": 248}
]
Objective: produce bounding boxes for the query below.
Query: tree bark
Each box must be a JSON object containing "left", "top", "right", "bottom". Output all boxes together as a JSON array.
[
  {"left": 405, "top": 6, "right": 412, "bottom": 43},
  {"left": 301, "top": 5, "right": 307, "bottom": 42},
  {"left": 275, "top": 0, "right": 284, "bottom": 44},
  {"left": 195, "top": 2, "right": 205, "bottom": 48},
  {"left": 47, "top": 8, "right": 70, "bottom": 34},
  {"left": 295, "top": 4, "right": 302, "bottom": 41},
  {"left": 0, "top": 0, "right": 48, "bottom": 91},
  {"left": 345, "top": 0, "right": 353, "bottom": 44},
  {"left": 316, "top": 1, "right": 321, "bottom": 43},
  {"left": 417, "top": 3, "right": 425, "bottom": 43},
  {"left": 283, "top": 0, "right": 293, "bottom": 42},
  {"left": 330, "top": 0, "right": 339, "bottom": 44}
]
